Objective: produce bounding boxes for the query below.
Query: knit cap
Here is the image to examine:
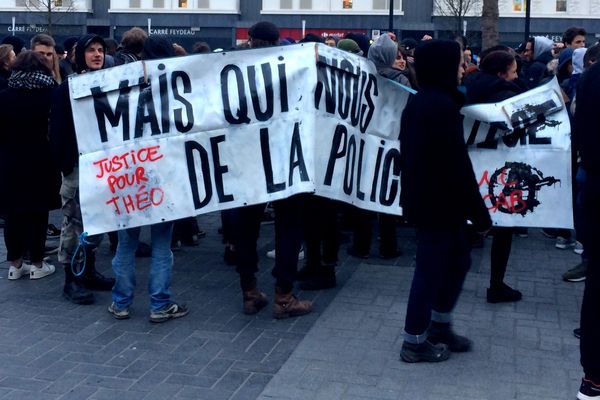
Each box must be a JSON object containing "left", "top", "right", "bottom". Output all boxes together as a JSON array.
[{"left": 337, "top": 39, "right": 363, "bottom": 55}]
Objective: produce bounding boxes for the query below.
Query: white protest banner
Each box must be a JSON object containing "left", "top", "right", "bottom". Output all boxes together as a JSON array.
[
  {"left": 70, "top": 43, "right": 408, "bottom": 235},
  {"left": 462, "top": 78, "right": 573, "bottom": 228}
]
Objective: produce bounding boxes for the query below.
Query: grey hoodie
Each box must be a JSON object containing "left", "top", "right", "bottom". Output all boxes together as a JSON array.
[
  {"left": 533, "top": 36, "right": 554, "bottom": 60},
  {"left": 368, "top": 34, "right": 410, "bottom": 87}
]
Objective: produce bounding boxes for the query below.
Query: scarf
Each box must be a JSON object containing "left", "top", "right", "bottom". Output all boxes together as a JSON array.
[{"left": 8, "top": 70, "right": 57, "bottom": 90}]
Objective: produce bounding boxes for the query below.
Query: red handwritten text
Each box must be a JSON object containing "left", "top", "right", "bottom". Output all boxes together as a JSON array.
[{"left": 93, "top": 145, "right": 163, "bottom": 179}]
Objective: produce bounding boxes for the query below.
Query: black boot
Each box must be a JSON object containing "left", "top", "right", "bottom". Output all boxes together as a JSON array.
[
  {"left": 427, "top": 321, "right": 472, "bottom": 352},
  {"left": 80, "top": 249, "right": 115, "bottom": 291},
  {"left": 63, "top": 265, "right": 94, "bottom": 305},
  {"left": 299, "top": 264, "right": 336, "bottom": 290}
]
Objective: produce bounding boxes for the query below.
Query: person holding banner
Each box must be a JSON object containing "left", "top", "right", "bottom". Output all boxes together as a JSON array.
[
  {"left": 50, "top": 34, "right": 116, "bottom": 305},
  {"left": 399, "top": 39, "right": 491, "bottom": 363},
  {"left": 463, "top": 48, "right": 526, "bottom": 303}
]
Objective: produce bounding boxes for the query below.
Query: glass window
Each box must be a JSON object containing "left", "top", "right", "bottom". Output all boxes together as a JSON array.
[
  {"left": 55, "top": 0, "right": 63, "bottom": 5},
  {"left": 179, "top": 0, "right": 188, "bottom": 8},
  {"left": 556, "top": 0, "right": 566, "bottom": 11},
  {"left": 343, "top": 0, "right": 352, "bottom": 9},
  {"left": 512, "top": 0, "right": 524, "bottom": 11}
]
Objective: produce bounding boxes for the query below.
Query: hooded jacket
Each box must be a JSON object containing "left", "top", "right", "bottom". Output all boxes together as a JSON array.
[
  {"left": 400, "top": 39, "right": 491, "bottom": 231},
  {"left": 367, "top": 34, "right": 410, "bottom": 87},
  {"left": 463, "top": 70, "right": 524, "bottom": 104},
  {"left": 50, "top": 34, "right": 106, "bottom": 176},
  {"left": 521, "top": 36, "right": 554, "bottom": 89}
]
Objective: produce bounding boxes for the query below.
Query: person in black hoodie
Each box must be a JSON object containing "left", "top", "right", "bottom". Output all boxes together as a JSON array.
[
  {"left": 399, "top": 39, "right": 492, "bottom": 363},
  {"left": 50, "top": 34, "right": 115, "bottom": 305},
  {"left": 464, "top": 50, "right": 525, "bottom": 303},
  {"left": 574, "top": 53, "right": 600, "bottom": 400}
]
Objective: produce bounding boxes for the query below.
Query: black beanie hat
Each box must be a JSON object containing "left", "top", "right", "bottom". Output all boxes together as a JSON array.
[
  {"left": 248, "top": 21, "right": 279, "bottom": 42},
  {"left": 63, "top": 36, "right": 79, "bottom": 53}
]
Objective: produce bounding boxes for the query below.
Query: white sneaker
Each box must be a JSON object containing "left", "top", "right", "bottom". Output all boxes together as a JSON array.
[
  {"left": 574, "top": 241, "right": 584, "bottom": 255},
  {"left": 7, "top": 263, "right": 32, "bottom": 280},
  {"left": 29, "top": 261, "right": 56, "bottom": 280},
  {"left": 266, "top": 247, "right": 305, "bottom": 260}
]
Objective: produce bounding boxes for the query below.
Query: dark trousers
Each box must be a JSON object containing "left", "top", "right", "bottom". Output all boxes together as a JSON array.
[
  {"left": 3, "top": 210, "right": 48, "bottom": 263},
  {"left": 575, "top": 166, "right": 588, "bottom": 259},
  {"left": 490, "top": 227, "right": 513, "bottom": 288},
  {"left": 404, "top": 226, "right": 471, "bottom": 339},
  {"left": 351, "top": 209, "right": 397, "bottom": 256},
  {"left": 304, "top": 196, "right": 339, "bottom": 267},
  {"left": 581, "top": 174, "right": 600, "bottom": 382}
]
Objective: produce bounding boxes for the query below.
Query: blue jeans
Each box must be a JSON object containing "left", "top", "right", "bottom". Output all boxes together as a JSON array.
[{"left": 112, "top": 222, "right": 174, "bottom": 312}]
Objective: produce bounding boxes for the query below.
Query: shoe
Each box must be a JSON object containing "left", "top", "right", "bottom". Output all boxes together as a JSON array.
[
  {"left": 29, "top": 261, "right": 56, "bottom": 280},
  {"left": 563, "top": 261, "right": 587, "bottom": 282},
  {"left": 46, "top": 224, "right": 61, "bottom": 239},
  {"left": 574, "top": 328, "right": 581, "bottom": 339},
  {"left": 149, "top": 302, "right": 188, "bottom": 323},
  {"left": 242, "top": 287, "right": 268, "bottom": 315},
  {"left": 555, "top": 236, "right": 576, "bottom": 249},
  {"left": 347, "top": 247, "right": 369, "bottom": 259},
  {"left": 487, "top": 283, "right": 523, "bottom": 303},
  {"left": 574, "top": 241, "right": 584, "bottom": 255},
  {"left": 273, "top": 288, "right": 313, "bottom": 319},
  {"left": 428, "top": 322, "right": 472, "bottom": 352},
  {"left": 400, "top": 340, "right": 450, "bottom": 363},
  {"left": 299, "top": 267, "right": 336, "bottom": 290},
  {"left": 63, "top": 281, "right": 95, "bottom": 305},
  {"left": 44, "top": 245, "right": 59, "bottom": 255},
  {"left": 108, "top": 302, "right": 130, "bottom": 320},
  {"left": 541, "top": 228, "right": 559, "bottom": 239},
  {"left": 578, "top": 377, "right": 600, "bottom": 399},
  {"left": 82, "top": 271, "right": 115, "bottom": 291},
  {"left": 135, "top": 242, "right": 152, "bottom": 258},
  {"left": 513, "top": 227, "right": 528, "bottom": 238},
  {"left": 266, "top": 246, "right": 305, "bottom": 261},
  {"left": 7, "top": 263, "right": 31, "bottom": 280}
]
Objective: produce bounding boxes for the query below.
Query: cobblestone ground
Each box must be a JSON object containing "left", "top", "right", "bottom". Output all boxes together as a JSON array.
[{"left": 0, "top": 211, "right": 584, "bottom": 400}]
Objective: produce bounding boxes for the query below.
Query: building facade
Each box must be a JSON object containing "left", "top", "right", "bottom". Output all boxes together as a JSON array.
[{"left": 0, "top": 0, "right": 598, "bottom": 51}]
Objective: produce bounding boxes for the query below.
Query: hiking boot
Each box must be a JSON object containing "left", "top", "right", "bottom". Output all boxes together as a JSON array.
[
  {"left": 108, "top": 302, "right": 130, "bottom": 320},
  {"left": 556, "top": 236, "right": 576, "bottom": 249},
  {"left": 149, "top": 302, "right": 188, "bottom": 323},
  {"left": 578, "top": 377, "right": 600, "bottom": 399},
  {"left": 29, "top": 261, "right": 56, "bottom": 280},
  {"left": 273, "top": 288, "right": 313, "bottom": 319},
  {"left": 428, "top": 321, "right": 473, "bottom": 352},
  {"left": 299, "top": 266, "right": 336, "bottom": 291},
  {"left": 63, "top": 281, "right": 95, "bottom": 305},
  {"left": 487, "top": 283, "right": 523, "bottom": 303},
  {"left": 563, "top": 261, "right": 587, "bottom": 282},
  {"left": 243, "top": 287, "right": 268, "bottom": 315},
  {"left": 400, "top": 340, "right": 450, "bottom": 363},
  {"left": 82, "top": 271, "right": 115, "bottom": 291}
]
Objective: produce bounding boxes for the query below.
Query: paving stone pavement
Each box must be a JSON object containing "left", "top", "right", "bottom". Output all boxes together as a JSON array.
[{"left": 0, "top": 212, "right": 585, "bottom": 400}]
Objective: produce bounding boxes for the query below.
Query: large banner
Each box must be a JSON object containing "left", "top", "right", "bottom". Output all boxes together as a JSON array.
[
  {"left": 462, "top": 78, "right": 573, "bottom": 229},
  {"left": 70, "top": 43, "right": 572, "bottom": 235}
]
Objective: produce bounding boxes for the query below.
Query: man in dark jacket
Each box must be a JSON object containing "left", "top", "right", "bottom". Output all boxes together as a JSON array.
[
  {"left": 574, "top": 56, "right": 600, "bottom": 400},
  {"left": 521, "top": 36, "right": 554, "bottom": 89},
  {"left": 399, "top": 39, "right": 492, "bottom": 363},
  {"left": 50, "top": 34, "right": 115, "bottom": 305}
]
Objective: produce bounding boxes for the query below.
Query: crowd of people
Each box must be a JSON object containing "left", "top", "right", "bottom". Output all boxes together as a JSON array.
[{"left": 0, "top": 21, "right": 598, "bottom": 400}]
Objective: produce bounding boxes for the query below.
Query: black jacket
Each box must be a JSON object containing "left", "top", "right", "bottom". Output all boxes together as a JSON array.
[
  {"left": 400, "top": 40, "right": 491, "bottom": 231},
  {"left": 574, "top": 61, "right": 600, "bottom": 175},
  {"left": 463, "top": 70, "right": 524, "bottom": 104},
  {"left": 0, "top": 86, "right": 61, "bottom": 213}
]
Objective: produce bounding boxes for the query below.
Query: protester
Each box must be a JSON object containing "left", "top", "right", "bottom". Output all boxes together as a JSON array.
[
  {"left": 59, "top": 36, "right": 78, "bottom": 81},
  {"left": 0, "top": 44, "right": 15, "bottom": 89},
  {"left": 464, "top": 49, "right": 526, "bottom": 303},
  {"left": 50, "top": 34, "right": 115, "bottom": 305},
  {"left": 192, "top": 41, "right": 211, "bottom": 54},
  {"left": 573, "top": 43, "right": 600, "bottom": 400},
  {"left": 563, "top": 26, "right": 586, "bottom": 49},
  {"left": 0, "top": 51, "right": 60, "bottom": 281},
  {"left": 30, "top": 34, "right": 61, "bottom": 83},
  {"left": 521, "top": 36, "right": 554, "bottom": 89},
  {"left": 324, "top": 35, "right": 337, "bottom": 47},
  {"left": 399, "top": 39, "right": 491, "bottom": 363},
  {"left": 336, "top": 38, "right": 363, "bottom": 55},
  {"left": 109, "top": 35, "right": 188, "bottom": 323},
  {"left": 114, "top": 27, "right": 147, "bottom": 65},
  {"left": 1, "top": 36, "right": 25, "bottom": 55}
]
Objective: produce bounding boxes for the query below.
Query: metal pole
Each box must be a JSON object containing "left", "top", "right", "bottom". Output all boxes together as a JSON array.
[
  {"left": 524, "top": 0, "right": 531, "bottom": 42},
  {"left": 388, "top": 0, "right": 393, "bottom": 33}
]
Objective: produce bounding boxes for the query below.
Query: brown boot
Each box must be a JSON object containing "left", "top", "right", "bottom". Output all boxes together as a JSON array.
[
  {"left": 243, "top": 287, "right": 268, "bottom": 315},
  {"left": 273, "top": 288, "right": 313, "bottom": 319}
]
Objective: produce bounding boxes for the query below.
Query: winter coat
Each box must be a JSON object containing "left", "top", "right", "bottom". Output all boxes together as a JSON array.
[
  {"left": 521, "top": 37, "right": 554, "bottom": 89},
  {"left": 463, "top": 70, "right": 524, "bottom": 104},
  {"left": 574, "top": 61, "right": 600, "bottom": 175},
  {"left": 0, "top": 85, "right": 61, "bottom": 213},
  {"left": 400, "top": 40, "right": 491, "bottom": 232},
  {"left": 0, "top": 68, "right": 10, "bottom": 90},
  {"left": 368, "top": 34, "right": 411, "bottom": 87}
]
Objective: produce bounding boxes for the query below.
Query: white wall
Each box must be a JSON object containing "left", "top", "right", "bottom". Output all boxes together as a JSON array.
[{"left": 109, "top": 0, "right": 239, "bottom": 13}]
